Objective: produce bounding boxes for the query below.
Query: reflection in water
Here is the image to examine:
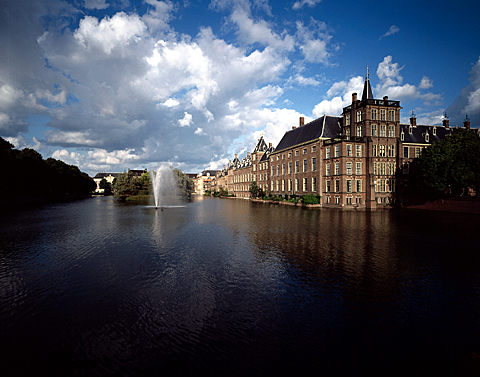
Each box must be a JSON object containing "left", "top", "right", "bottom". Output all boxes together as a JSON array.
[{"left": 0, "top": 196, "right": 479, "bottom": 376}]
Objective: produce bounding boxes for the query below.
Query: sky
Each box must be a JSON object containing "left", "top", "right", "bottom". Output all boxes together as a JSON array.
[{"left": 1, "top": 0, "right": 480, "bottom": 176}]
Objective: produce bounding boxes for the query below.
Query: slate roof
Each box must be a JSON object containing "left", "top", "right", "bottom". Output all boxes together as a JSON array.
[
  {"left": 274, "top": 115, "right": 342, "bottom": 153},
  {"left": 400, "top": 124, "right": 453, "bottom": 144},
  {"left": 94, "top": 172, "right": 120, "bottom": 179},
  {"left": 362, "top": 75, "right": 374, "bottom": 101}
]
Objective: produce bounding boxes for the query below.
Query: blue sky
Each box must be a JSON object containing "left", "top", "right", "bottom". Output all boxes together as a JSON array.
[{"left": 1, "top": 0, "right": 479, "bottom": 176}]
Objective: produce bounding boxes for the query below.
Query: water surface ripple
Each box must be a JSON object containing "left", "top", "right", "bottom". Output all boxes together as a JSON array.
[{"left": 1, "top": 196, "right": 480, "bottom": 376}]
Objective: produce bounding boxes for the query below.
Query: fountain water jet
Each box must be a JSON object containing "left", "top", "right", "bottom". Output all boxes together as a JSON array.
[{"left": 150, "top": 164, "right": 177, "bottom": 209}]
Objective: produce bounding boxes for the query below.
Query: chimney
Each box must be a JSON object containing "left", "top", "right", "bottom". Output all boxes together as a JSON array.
[
  {"left": 269, "top": 143, "right": 272, "bottom": 148},
  {"left": 410, "top": 110, "right": 416, "bottom": 127},
  {"left": 235, "top": 154, "right": 238, "bottom": 159},
  {"left": 352, "top": 92, "right": 357, "bottom": 102},
  {"left": 443, "top": 112, "right": 449, "bottom": 128},
  {"left": 299, "top": 117, "right": 305, "bottom": 127},
  {"left": 292, "top": 126, "right": 296, "bottom": 130},
  {"left": 464, "top": 114, "right": 471, "bottom": 129},
  {"left": 247, "top": 152, "right": 250, "bottom": 157}
]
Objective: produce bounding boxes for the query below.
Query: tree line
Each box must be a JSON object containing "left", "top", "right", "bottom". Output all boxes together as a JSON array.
[{"left": 0, "top": 136, "right": 96, "bottom": 197}]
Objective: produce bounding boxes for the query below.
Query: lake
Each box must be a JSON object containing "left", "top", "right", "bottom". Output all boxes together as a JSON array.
[{"left": 1, "top": 196, "right": 480, "bottom": 376}]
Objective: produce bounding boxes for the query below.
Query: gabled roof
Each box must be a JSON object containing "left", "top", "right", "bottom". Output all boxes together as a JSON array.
[
  {"left": 274, "top": 115, "right": 342, "bottom": 153},
  {"left": 400, "top": 124, "right": 453, "bottom": 144},
  {"left": 253, "top": 136, "right": 269, "bottom": 153},
  {"left": 260, "top": 144, "right": 275, "bottom": 162}
]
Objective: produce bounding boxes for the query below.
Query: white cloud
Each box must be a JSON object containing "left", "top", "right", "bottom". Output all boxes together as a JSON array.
[
  {"left": 296, "top": 19, "right": 333, "bottom": 64},
  {"left": 419, "top": 76, "right": 433, "bottom": 89},
  {"left": 83, "top": 0, "right": 109, "bottom": 10},
  {"left": 178, "top": 112, "right": 193, "bottom": 127},
  {"left": 162, "top": 98, "right": 180, "bottom": 107},
  {"left": 194, "top": 127, "right": 204, "bottom": 135},
  {"left": 312, "top": 76, "right": 363, "bottom": 117},
  {"left": 380, "top": 25, "right": 400, "bottom": 39},
  {"left": 292, "top": 0, "right": 322, "bottom": 10}
]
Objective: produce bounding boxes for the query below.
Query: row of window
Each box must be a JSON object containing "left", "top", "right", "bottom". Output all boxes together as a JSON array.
[
  {"left": 326, "top": 162, "right": 362, "bottom": 176},
  {"left": 371, "top": 124, "right": 395, "bottom": 137},
  {"left": 403, "top": 146, "right": 423, "bottom": 159},
  {"left": 272, "top": 177, "right": 318, "bottom": 192},
  {"left": 325, "top": 196, "right": 363, "bottom": 205},
  {"left": 271, "top": 158, "right": 317, "bottom": 176},
  {"left": 326, "top": 144, "right": 363, "bottom": 159},
  {"left": 325, "top": 179, "right": 362, "bottom": 193},
  {"left": 272, "top": 146, "right": 317, "bottom": 162},
  {"left": 372, "top": 144, "right": 395, "bottom": 157},
  {"left": 346, "top": 109, "right": 396, "bottom": 125},
  {"left": 373, "top": 162, "right": 396, "bottom": 176}
]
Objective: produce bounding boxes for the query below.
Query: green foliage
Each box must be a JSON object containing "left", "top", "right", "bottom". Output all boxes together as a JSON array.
[
  {"left": 248, "top": 181, "right": 259, "bottom": 198},
  {"left": 410, "top": 129, "right": 480, "bottom": 195},
  {"left": 99, "top": 178, "right": 111, "bottom": 192},
  {"left": 172, "top": 168, "right": 194, "bottom": 197},
  {"left": 112, "top": 171, "right": 139, "bottom": 199},
  {"left": 0, "top": 136, "right": 96, "bottom": 197},
  {"left": 302, "top": 194, "right": 320, "bottom": 205}
]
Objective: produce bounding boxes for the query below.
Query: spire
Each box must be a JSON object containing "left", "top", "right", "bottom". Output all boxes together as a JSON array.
[{"left": 361, "top": 65, "right": 374, "bottom": 101}]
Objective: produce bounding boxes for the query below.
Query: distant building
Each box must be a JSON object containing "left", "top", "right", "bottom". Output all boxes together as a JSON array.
[{"left": 93, "top": 172, "right": 120, "bottom": 194}]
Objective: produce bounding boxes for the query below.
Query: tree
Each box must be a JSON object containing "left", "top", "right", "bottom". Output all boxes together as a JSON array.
[
  {"left": 172, "top": 168, "right": 194, "bottom": 197},
  {"left": 249, "top": 181, "right": 259, "bottom": 198},
  {"left": 99, "top": 178, "right": 112, "bottom": 194},
  {"left": 410, "top": 128, "right": 480, "bottom": 195},
  {"left": 112, "top": 171, "right": 139, "bottom": 199}
]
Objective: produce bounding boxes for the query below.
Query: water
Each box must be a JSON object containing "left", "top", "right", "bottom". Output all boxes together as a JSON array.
[{"left": 1, "top": 196, "right": 480, "bottom": 376}]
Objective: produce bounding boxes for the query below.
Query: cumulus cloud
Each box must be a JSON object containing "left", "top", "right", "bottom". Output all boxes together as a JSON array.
[
  {"left": 445, "top": 56, "right": 480, "bottom": 126},
  {"left": 178, "top": 112, "right": 193, "bottom": 127},
  {"left": 380, "top": 25, "right": 400, "bottom": 39}
]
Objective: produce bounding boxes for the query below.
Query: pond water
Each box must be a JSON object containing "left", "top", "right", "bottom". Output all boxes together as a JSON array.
[{"left": 1, "top": 196, "right": 480, "bottom": 376}]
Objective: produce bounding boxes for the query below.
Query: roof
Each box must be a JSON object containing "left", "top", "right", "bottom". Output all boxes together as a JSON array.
[
  {"left": 400, "top": 124, "right": 453, "bottom": 144},
  {"left": 94, "top": 172, "right": 120, "bottom": 179},
  {"left": 274, "top": 115, "right": 342, "bottom": 153},
  {"left": 361, "top": 74, "right": 374, "bottom": 101}
]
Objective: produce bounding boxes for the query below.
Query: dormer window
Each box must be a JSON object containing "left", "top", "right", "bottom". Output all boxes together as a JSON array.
[
  {"left": 433, "top": 127, "right": 437, "bottom": 136},
  {"left": 409, "top": 126, "right": 413, "bottom": 134},
  {"left": 401, "top": 131, "right": 404, "bottom": 141},
  {"left": 425, "top": 133, "right": 429, "bottom": 142}
]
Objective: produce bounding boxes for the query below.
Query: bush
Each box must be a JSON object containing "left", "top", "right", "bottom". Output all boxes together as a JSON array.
[{"left": 302, "top": 194, "right": 320, "bottom": 205}]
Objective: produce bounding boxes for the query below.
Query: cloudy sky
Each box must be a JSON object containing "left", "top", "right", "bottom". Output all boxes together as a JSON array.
[{"left": 1, "top": 0, "right": 479, "bottom": 176}]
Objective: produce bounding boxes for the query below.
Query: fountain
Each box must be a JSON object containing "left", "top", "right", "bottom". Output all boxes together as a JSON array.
[{"left": 150, "top": 164, "right": 185, "bottom": 209}]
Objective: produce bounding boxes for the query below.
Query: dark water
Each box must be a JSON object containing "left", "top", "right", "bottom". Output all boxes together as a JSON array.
[{"left": 1, "top": 196, "right": 480, "bottom": 376}]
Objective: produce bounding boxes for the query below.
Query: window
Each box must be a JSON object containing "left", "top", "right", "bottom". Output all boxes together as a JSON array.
[
  {"left": 388, "top": 125, "right": 395, "bottom": 137},
  {"left": 303, "top": 159, "right": 307, "bottom": 172},
  {"left": 312, "top": 145, "right": 316, "bottom": 152},
  {"left": 401, "top": 131, "right": 405, "bottom": 141},
  {"left": 295, "top": 161, "right": 299, "bottom": 173},
  {"left": 425, "top": 133, "right": 430, "bottom": 142},
  {"left": 326, "top": 164, "right": 331, "bottom": 176},
  {"left": 312, "top": 157, "right": 316, "bottom": 171},
  {"left": 380, "top": 125, "right": 386, "bottom": 137},
  {"left": 403, "top": 162, "right": 410, "bottom": 174},
  {"left": 373, "top": 145, "right": 378, "bottom": 157},
  {"left": 312, "top": 177, "right": 317, "bottom": 192},
  {"left": 295, "top": 178, "right": 299, "bottom": 191},
  {"left": 282, "top": 154, "right": 285, "bottom": 159},
  {"left": 356, "top": 179, "right": 362, "bottom": 192},
  {"left": 346, "top": 162, "right": 352, "bottom": 175},
  {"left": 288, "top": 162, "right": 292, "bottom": 174},
  {"left": 388, "top": 145, "right": 395, "bottom": 157},
  {"left": 288, "top": 179, "right": 292, "bottom": 191},
  {"left": 409, "top": 126, "right": 413, "bottom": 134},
  {"left": 380, "top": 163, "right": 386, "bottom": 175},
  {"left": 403, "top": 146, "right": 409, "bottom": 158},
  {"left": 357, "top": 125, "right": 363, "bottom": 137},
  {"left": 334, "top": 145, "right": 340, "bottom": 157},
  {"left": 374, "top": 162, "right": 378, "bottom": 175},
  {"left": 303, "top": 148, "right": 307, "bottom": 155},
  {"left": 356, "top": 110, "right": 362, "bottom": 122},
  {"left": 433, "top": 127, "right": 437, "bottom": 136},
  {"left": 388, "top": 163, "right": 395, "bottom": 175},
  {"left": 276, "top": 180, "right": 279, "bottom": 191},
  {"left": 356, "top": 145, "right": 362, "bottom": 157},
  {"left": 389, "top": 178, "right": 396, "bottom": 192},
  {"left": 389, "top": 110, "right": 395, "bottom": 121},
  {"left": 371, "top": 124, "right": 377, "bottom": 136},
  {"left": 380, "top": 109, "right": 386, "bottom": 120},
  {"left": 379, "top": 145, "right": 386, "bottom": 157},
  {"left": 277, "top": 165, "right": 280, "bottom": 175},
  {"left": 415, "top": 147, "right": 421, "bottom": 158},
  {"left": 288, "top": 152, "right": 291, "bottom": 158},
  {"left": 346, "top": 144, "right": 352, "bottom": 157},
  {"left": 282, "top": 180, "right": 285, "bottom": 191},
  {"left": 335, "top": 180, "right": 340, "bottom": 192},
  {"left": 282, "top": 163, "right": 285, "bottom": 175},
  {"left": 271, "top": 166, "right": 274, "bottom": 176},
  {"left": 356, "top": 197, "right": 362, "bottom": 204},
  {"left": 356, "top": 162, "right": 362, "bottom": 175},
  {"left": 326, "top": 147, "right": 331, "bottom": 159},
  {"left": 346, "top": 180, "right": 352, "bottom": 193},
  {"left": 295, "top": 150, "right": 299, "bottom": 156},
  {"left": 271, "top": 181, "right": 274, "bottom": 191},
  {"left": 303, "top": 178, "right": 307, "bottom": 192},
  {"left": 371, "top": 109, "right": 377, "bottom": 120},
  {"left": 335, "top": 162, "right": 340, "bottom": 175},
  {"left": 346, "top": 113, "right": 351, "bottom": 126},
  {"left": 335, "top": 197, "right": 340, "bottom": 205},
  {"left": 277, "top": 155, "right": 280, "bottom": 160},
  {"left": 326, "top": 180, "right": 331, "bottom": 192}
]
